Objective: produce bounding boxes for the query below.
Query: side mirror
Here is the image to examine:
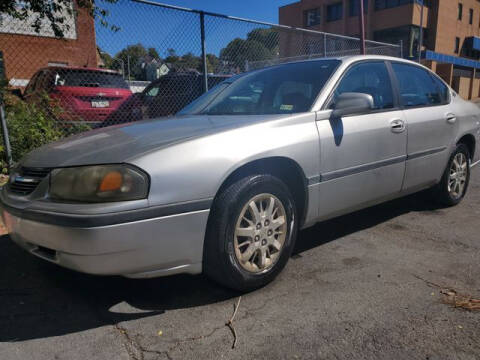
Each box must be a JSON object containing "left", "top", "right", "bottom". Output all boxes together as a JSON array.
[{"left": 331, "top": 92, "right": 374, "bottom": 118}]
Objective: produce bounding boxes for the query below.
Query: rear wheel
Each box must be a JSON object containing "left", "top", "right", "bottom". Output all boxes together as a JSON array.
[
  {"left": 203, "top": 174, "right": 297, "bottom": 291},
  {"left": 433, "top": 144, "right": 470, "bottom": 206}
]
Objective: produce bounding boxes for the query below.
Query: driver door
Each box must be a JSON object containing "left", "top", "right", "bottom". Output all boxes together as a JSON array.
[{"left": 316, "top": 61, "right": 407, "bottom": 219}]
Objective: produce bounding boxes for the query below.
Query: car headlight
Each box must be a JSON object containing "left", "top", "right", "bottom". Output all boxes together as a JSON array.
[{"left": 49, "top": 164, "right": 149, "bottom": 202}]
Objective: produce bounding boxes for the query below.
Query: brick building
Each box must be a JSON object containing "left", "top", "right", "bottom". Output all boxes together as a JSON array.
[
  {"left": 279, "top": 0, "right": 480, "bottom": 99},
  {"left": 0, "top": 1, "right": 97, "bottom": 88}
]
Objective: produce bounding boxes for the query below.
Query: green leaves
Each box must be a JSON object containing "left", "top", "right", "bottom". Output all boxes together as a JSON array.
[
  {"left": 0, "top": 0, "right": 119, "bottom": 38},
  {"left": 219, "top": 28, "right": 279, "bottom": 71},
  {"left": 0, "top": 92, "right": 89, "bottom": 171}
]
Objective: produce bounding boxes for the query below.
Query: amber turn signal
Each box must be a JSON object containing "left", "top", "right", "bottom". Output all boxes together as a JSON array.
[{"left": 99, "top": 171, "right": 123, "bottom": 192}]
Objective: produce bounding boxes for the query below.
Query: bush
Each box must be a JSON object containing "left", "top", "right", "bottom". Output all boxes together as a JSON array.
[{"left": 0, "top": 92, "right": 90, "bottom": 173}]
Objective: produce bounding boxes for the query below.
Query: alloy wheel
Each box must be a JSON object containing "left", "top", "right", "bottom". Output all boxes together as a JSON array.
[
  {"left": 233, "top": 193, "right": 288, "bottom": 273},
  {"left": 448, "top": 152, "right": 468, "bottom": 199}
]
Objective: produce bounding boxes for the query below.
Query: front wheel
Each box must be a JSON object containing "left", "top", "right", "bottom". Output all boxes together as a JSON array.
[
  {"left": 433, "top": 144, "right": 471, "bottom": 206},
  {"left": 203, "top": 174, "right": 297, "bottom": 291}
]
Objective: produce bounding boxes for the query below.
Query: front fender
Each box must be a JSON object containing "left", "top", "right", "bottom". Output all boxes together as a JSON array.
[{"left": 131, "top": 113, "right": 320, "bottom": 207}]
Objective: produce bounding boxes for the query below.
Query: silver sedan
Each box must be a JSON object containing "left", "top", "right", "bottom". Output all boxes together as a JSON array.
[{"left": 2, "top": 55, "right": 479, "bottom": 291}]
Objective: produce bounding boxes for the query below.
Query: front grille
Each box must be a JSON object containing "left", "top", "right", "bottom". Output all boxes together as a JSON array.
[{"left": 8, "top": 167, "right": 51, "bottom": 195}]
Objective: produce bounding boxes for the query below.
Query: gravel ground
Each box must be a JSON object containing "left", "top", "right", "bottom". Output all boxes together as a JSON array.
[{"left": 0, "top": 167, "right": 479, "bottom": 360}]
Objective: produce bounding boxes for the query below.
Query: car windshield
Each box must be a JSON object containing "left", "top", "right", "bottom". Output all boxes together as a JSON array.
[
  {"left": 178, "top": 60, "right": 340, "bottom": 116},
  {"left": 54, "top": 69, "right": 129, "bottom": 89}
]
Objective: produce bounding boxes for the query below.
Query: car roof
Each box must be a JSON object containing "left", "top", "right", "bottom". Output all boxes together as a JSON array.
[
  {"left": 337, "top": 54, "right": 419, "bottom": 66},
  {"left": 145, "top": 72, "right": 231, "bottom": 87},
  {"left": 159, "top": 72, "right": 231, "bottom": 78},
  {"left": 38, "top": 66, "right": 122, "bottom": 75},
  {"left": 269, "top": 55, "right": 419, "bottom": 68}
]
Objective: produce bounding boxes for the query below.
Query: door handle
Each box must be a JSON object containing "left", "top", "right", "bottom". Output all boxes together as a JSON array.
[
  {"left": 390, "top": 119, "right": 406, "bottom": 133},
  {"left": 446, "top": 113, "right": 457, "bottom": 124}
]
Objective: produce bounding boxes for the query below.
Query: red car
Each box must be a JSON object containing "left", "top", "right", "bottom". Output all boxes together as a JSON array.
[{"left": 23, "top": 67, "right": 133, "bottom": 126}]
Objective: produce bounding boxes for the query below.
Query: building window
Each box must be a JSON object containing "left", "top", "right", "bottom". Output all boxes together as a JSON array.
[
  {"left": 455, "top": 37, "right": 460, "bottom": 53},
  {"left": 374, "top": 25, "right": 422, "bottom": 59},
  {"left": 375, "top": 0, "right": 420, "bottom": 11},
  {"left": 352, "top": 0, "right": 369, "bottom": 16},
  {"left": 349, "top": 0, "right": 368, "bottom": 16},
  {"left": 469, "top": 9, "right": 473, "bottom": 24},
  {"left": 327, "top": 2, "right": 343, "bottom": 22},
  {"left": 304, "top": 8, "right": 321, "bottom": 27},
  {"left": 458, "top": 3, "right": 463, "bottom": 20}
]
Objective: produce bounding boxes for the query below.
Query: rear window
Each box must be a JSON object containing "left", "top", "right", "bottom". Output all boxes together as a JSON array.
[
  {"left": 53, "top": 69, "right": 129, "bottom": 89},
  {"left": 145, "top": 76, "right": 194, "bottom": 96}
]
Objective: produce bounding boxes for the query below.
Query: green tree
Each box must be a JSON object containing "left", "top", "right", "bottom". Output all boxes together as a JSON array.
[
  {"left": 220, "top": 38, "right": 274, "bottom": 71},
  {"left": 165, "top": 48, "right": 180, "bottom": 64},
  {"left": 114, "top": 43, "right": 148, "bottom": 80},
  {"left": 247, "top": 28, "right": 279, "bottom": 52},
  {"left": 147, "top": 47, "right": 160, "bottom": 60},
  {"left": 206, "top": 53, "right": 220, "bottom": 73},
  {"left": 219, "top": 27, "right": 279, "bottom": 71},
  {"left": 98, "top": 48, "right": 114, "bottom": 69},
  {"left": 178, "top": 52, "right": 201, "bottom": 70},
  {"left": 0, "top": 0, "right": 119, "bottom": 38}
]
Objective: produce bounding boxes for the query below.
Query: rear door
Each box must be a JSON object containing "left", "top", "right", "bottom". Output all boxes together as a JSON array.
[
  {"left": 316, "top": 61, "right": 407, "bottom": 219},
  {"left": 390, "top": 62, "right": 456, "bottom": 191}
]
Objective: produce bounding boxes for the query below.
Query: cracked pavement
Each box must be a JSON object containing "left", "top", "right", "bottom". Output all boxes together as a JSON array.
[{"left": 0, "top": 167, "right": 479, "bottom": 360}]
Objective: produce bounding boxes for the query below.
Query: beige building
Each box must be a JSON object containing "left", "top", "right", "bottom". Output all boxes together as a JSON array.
[{"left": 280, "top": 0, "right": 480, "bottom": 99}]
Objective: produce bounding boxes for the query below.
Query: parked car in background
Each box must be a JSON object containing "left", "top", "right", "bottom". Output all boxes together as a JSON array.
[
  {"left": 131, "top": 72, "right": 231, "bottom": 119},
  {"left": 23, "top": 67, "right": 133, "bottom": 126},
  {"left": 2, "top": 56, "right": 479, "bottom": 291}
]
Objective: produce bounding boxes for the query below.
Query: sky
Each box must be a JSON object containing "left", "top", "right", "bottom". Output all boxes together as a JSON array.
[
  {"left": 140, "top": 0, "right": 295, "bottom": 23},
  {"left": 96, "top": 0, "right": 294, "bottom": 58}
]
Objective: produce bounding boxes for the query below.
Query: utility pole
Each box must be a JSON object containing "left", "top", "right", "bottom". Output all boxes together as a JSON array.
[
  {"left": 418, "top": 0, "right": 424, "bottom": 63},
  {"left": 359, "top": 0, "right": 366, "bottom": 55},
  {"left": 127, "top": 55, "right": 131, "bottom": 81}
]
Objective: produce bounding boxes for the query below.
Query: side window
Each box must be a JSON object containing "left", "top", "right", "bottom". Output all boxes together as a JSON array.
[
  {"left": 333, "top": 62, "right": 394, "bottom": 110},
  {"left": 391, "top": 63, "right": 445, "bottom": 107},
  {"left": 33, "top": 72, "right": 45, "bottom": 92},
  {"left": 429, "top": 73, "right": 449, "bottom": 104},
  {"left": 41, "top": 71, "right": 56, "bottom": 91},
  {"left": 146, "top": 86, "right": 160, "bottom": 97},
  {"left": 159, "top": 78, "right": 193, "bottom": 97},
  {"left": 24, "top": 73, "right": 39, "bottom": 95}
]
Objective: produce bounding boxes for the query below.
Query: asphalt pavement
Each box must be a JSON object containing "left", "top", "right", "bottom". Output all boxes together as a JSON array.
[{"left": 0, "top": 167, "right": 479, "bottom": 360}]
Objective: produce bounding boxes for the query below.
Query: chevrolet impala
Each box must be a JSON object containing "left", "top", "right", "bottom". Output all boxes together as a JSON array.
[{"left": 2, "top": 55, "right": 479, "bottom": 291}]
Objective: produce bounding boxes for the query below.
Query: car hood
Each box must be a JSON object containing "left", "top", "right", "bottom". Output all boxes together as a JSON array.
[{"left": 21, "top": 114, "right": 285, "bottom": 168}]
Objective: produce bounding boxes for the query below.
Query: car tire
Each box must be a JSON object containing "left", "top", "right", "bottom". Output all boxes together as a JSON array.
[
  {"left": 203, "top": 174, "right": 298, "bottom": 292},
  {"left": 433, "top": 144, "right": 471, "bottom": 206}
]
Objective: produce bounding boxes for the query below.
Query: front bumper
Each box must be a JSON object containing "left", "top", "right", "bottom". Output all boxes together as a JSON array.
[{"left": 1, "top": 206, "right": 210, "bottom": 278}]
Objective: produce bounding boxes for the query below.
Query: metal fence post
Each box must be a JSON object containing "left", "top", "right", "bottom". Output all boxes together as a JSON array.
[
  {"left": 0, "top": 99, "right": 12, "bottom": 169},
  {"left": 200, "top": 11, "right": 208, "bottom": 93},
  {"left": 323, "top": 33, "right": 327, "bottom": 57},
  {"left": 127, "top": 55, "right": 131, "bottom": 81}
]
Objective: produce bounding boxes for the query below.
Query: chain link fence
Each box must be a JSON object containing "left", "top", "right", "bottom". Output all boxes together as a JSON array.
[{"left": 0, "top": 0, "right": 401, "bottom": 165}]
